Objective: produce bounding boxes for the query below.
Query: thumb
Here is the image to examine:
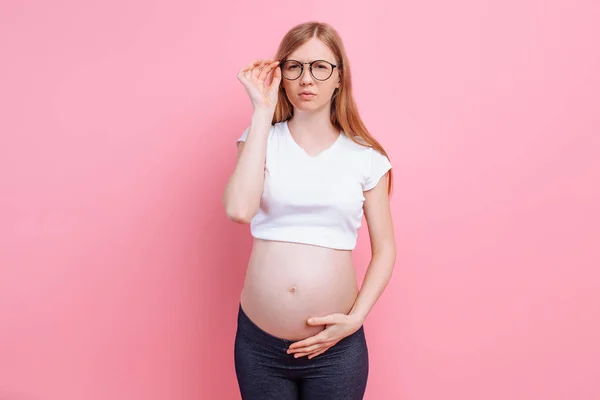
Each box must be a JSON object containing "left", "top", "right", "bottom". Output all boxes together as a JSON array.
[{"left": 269, "top": 66, "right": 281, "bottom": 91}]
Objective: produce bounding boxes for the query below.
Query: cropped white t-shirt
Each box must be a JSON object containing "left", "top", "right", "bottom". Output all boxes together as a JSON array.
[{"left": 236, "top": 120, "right": 392, "bottom": 251}]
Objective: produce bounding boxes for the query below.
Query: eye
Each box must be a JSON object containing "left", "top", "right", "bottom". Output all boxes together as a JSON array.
[
  {"left": 313, "top": 62, "right": 331, "bottom": 70},
  {"left": 284, "top": 62, "right": 300, "bottom": 70}
]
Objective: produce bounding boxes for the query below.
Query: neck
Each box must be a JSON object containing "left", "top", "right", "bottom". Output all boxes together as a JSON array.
[{"left": 288, "top": 102, "right": 337, "bottom": 139}]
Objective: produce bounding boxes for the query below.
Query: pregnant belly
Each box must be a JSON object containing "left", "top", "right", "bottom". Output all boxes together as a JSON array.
[{"left": 239, "top": 239, "right": 359, "bottom": 341}]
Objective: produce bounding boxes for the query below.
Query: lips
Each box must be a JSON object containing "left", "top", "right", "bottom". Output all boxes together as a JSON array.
[{"left": 299, "top": 92, "right": 316, "bottom": 98}]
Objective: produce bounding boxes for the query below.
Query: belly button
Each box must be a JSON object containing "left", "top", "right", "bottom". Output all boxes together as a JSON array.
[{"left": 289, "top": 286, "right": 296, "bottom": 293}]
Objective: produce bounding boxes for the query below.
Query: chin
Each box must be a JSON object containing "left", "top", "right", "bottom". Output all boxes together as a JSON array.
[{"left": 291, "top": 101, "right": 328, "bottom": 112}]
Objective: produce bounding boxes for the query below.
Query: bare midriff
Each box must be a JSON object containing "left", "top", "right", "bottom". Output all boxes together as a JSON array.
[{"left": 239, "top": 238, "right": 359, "bottom": 341}]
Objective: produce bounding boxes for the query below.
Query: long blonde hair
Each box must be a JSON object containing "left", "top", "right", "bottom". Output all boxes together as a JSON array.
[{"left": 272, "top": 21, "right": 394, "bottom": 195}]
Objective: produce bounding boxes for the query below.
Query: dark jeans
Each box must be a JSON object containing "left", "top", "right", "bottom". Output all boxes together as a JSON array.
[{"left": 234, "top": 304, "right": 369, "bottom": 399}]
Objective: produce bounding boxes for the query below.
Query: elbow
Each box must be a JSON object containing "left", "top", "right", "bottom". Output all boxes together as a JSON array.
[
  {"left": 224, "top": 205, "right": 254, "bottom": 224},
  {"left": 222, "top": 191, "right": 259, "bottom": 224},
  {"left": 227, "top": 211, "right": 252, "bottom": 224},
  {"left": 372, "top": 244, "right": 397, "bottom": 266}
]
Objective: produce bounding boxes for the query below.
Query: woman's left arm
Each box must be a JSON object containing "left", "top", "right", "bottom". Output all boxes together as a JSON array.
[
  {"left": 286, "top": 174, "right": 396, "bottom": 359},
  {"left": 348, "top": 173, "right": 397, "bottom": 323}
]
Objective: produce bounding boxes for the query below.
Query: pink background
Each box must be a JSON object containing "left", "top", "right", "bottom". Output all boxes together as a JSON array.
[{"left": 1, "top": 1, "right": 599, "bottom": 399}]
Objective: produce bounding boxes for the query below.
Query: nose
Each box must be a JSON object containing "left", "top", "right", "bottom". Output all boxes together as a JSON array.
[{"left": 299, "top": 65, "right": 314, "bottom": 84}]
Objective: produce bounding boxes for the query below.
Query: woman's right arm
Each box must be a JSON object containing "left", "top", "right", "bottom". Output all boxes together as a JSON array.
[
  {"left": 223, "top": 109, "right": 273, "bottom": 223},
  {"left": 223, "top": 59, "right": 281, "bottom": 224}
]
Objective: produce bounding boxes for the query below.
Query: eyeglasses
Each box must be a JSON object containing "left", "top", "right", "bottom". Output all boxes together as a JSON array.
[{"left": 279, "top": 60, "right": 340, "bottom": 81}]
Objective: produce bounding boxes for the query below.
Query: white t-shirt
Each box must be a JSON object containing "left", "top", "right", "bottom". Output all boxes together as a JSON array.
[{"left": 236, "top": 120, "right": 392, "bottom": 251}]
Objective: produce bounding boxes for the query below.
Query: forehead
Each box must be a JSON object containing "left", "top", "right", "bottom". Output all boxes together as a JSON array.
[{"left": 288, "top": 37, "right": 336, "bottom": 62}]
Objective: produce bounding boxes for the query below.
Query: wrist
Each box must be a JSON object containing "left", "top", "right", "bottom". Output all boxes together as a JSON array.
[
  {"left": 349, "top": 311, "right": 366, "bottom": 326},
  {"left": 252, "top": 106, "right": 275, "bottom": 119}
]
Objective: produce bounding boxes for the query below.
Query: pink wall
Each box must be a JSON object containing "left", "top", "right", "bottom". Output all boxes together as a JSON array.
[{"left": 1, "top": 1, "right": 599, "bottom": 399}]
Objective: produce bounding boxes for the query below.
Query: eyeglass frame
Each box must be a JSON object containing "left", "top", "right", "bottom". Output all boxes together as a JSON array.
[{"left": 278, "top": 59, "right": 341, "bottom": 81}]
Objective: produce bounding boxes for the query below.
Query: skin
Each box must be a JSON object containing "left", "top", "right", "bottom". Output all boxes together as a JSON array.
[
  {"left": 281, "top": 37, "right": 341, "bottom": 153},
  {"left": 229, "top": 37, "right": 396, "bottom": 360}
]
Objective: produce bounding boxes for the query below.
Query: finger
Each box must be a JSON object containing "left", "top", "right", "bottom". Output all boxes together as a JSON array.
[
  {"left": 289, "top": 337, "right": 321, "bottom": 350},
  {"left": 267, "top": 61, "right": 281, "bottom": 82},
  {"left": 290, "top": 338, "right": 339, "bottom": 354},
  {"left": 238, "top": 59, "right": 262, "bottom": 75},
  {"left": 262, "top": 62, "right": 279, "bottom": 87},
  {"left": 273, "top": 64, "right": 281, "bottom": 80},
  {"left": 288, "top": 333, "right": 329, "bottom": 350},
  {"left": 251, "top": 60, "right": 273, "bottom": 80},
  {"left": 268, "top": 65, "right": 282, "bottom": 90},
  {"left": 288, "top": 342, "right": 327, "bottom": 355},
  {"left": 307, "top": 315, "right": 340, "bottom": 326},
  {"left": 238, "top": 63, "right": 261, "bottom": 82},
  {"left": 250, "top": 63, "right": 263, "bottom": 79},
  {"left": 258, "top": 61, "right": 279, "bottom": 82},
  {"left": 307, "top": 317, "right": 322, "bottom": 326}
]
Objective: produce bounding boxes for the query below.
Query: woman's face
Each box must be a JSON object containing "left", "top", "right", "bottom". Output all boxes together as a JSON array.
[{"left": 281, "top": 37, "right": 341, "bottom": 113}]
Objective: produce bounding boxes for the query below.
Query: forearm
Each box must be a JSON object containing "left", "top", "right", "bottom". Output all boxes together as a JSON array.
[
  {"left": 223, "top": 109, "right": 273, "bottom": 222},
  {"left": 349, "top": 248, "right": 396, "bottom": 323}
]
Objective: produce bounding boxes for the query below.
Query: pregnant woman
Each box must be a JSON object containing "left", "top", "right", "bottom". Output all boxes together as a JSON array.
[{"left": 223, "top": 21, "right": 397, "bottom": 400}]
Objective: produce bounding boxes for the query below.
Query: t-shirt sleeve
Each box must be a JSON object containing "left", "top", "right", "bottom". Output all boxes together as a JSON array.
[
  {"left": 363, "top": 148, "right": 392, "bottom": 191},
  {"left": 236, "top": 126, "right": 250, "bottom": 146}
]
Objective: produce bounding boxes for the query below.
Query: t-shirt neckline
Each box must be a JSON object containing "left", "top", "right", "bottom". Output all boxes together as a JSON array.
[{"left": 284, "top": 120, "right": 343, "bottom": 159}]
